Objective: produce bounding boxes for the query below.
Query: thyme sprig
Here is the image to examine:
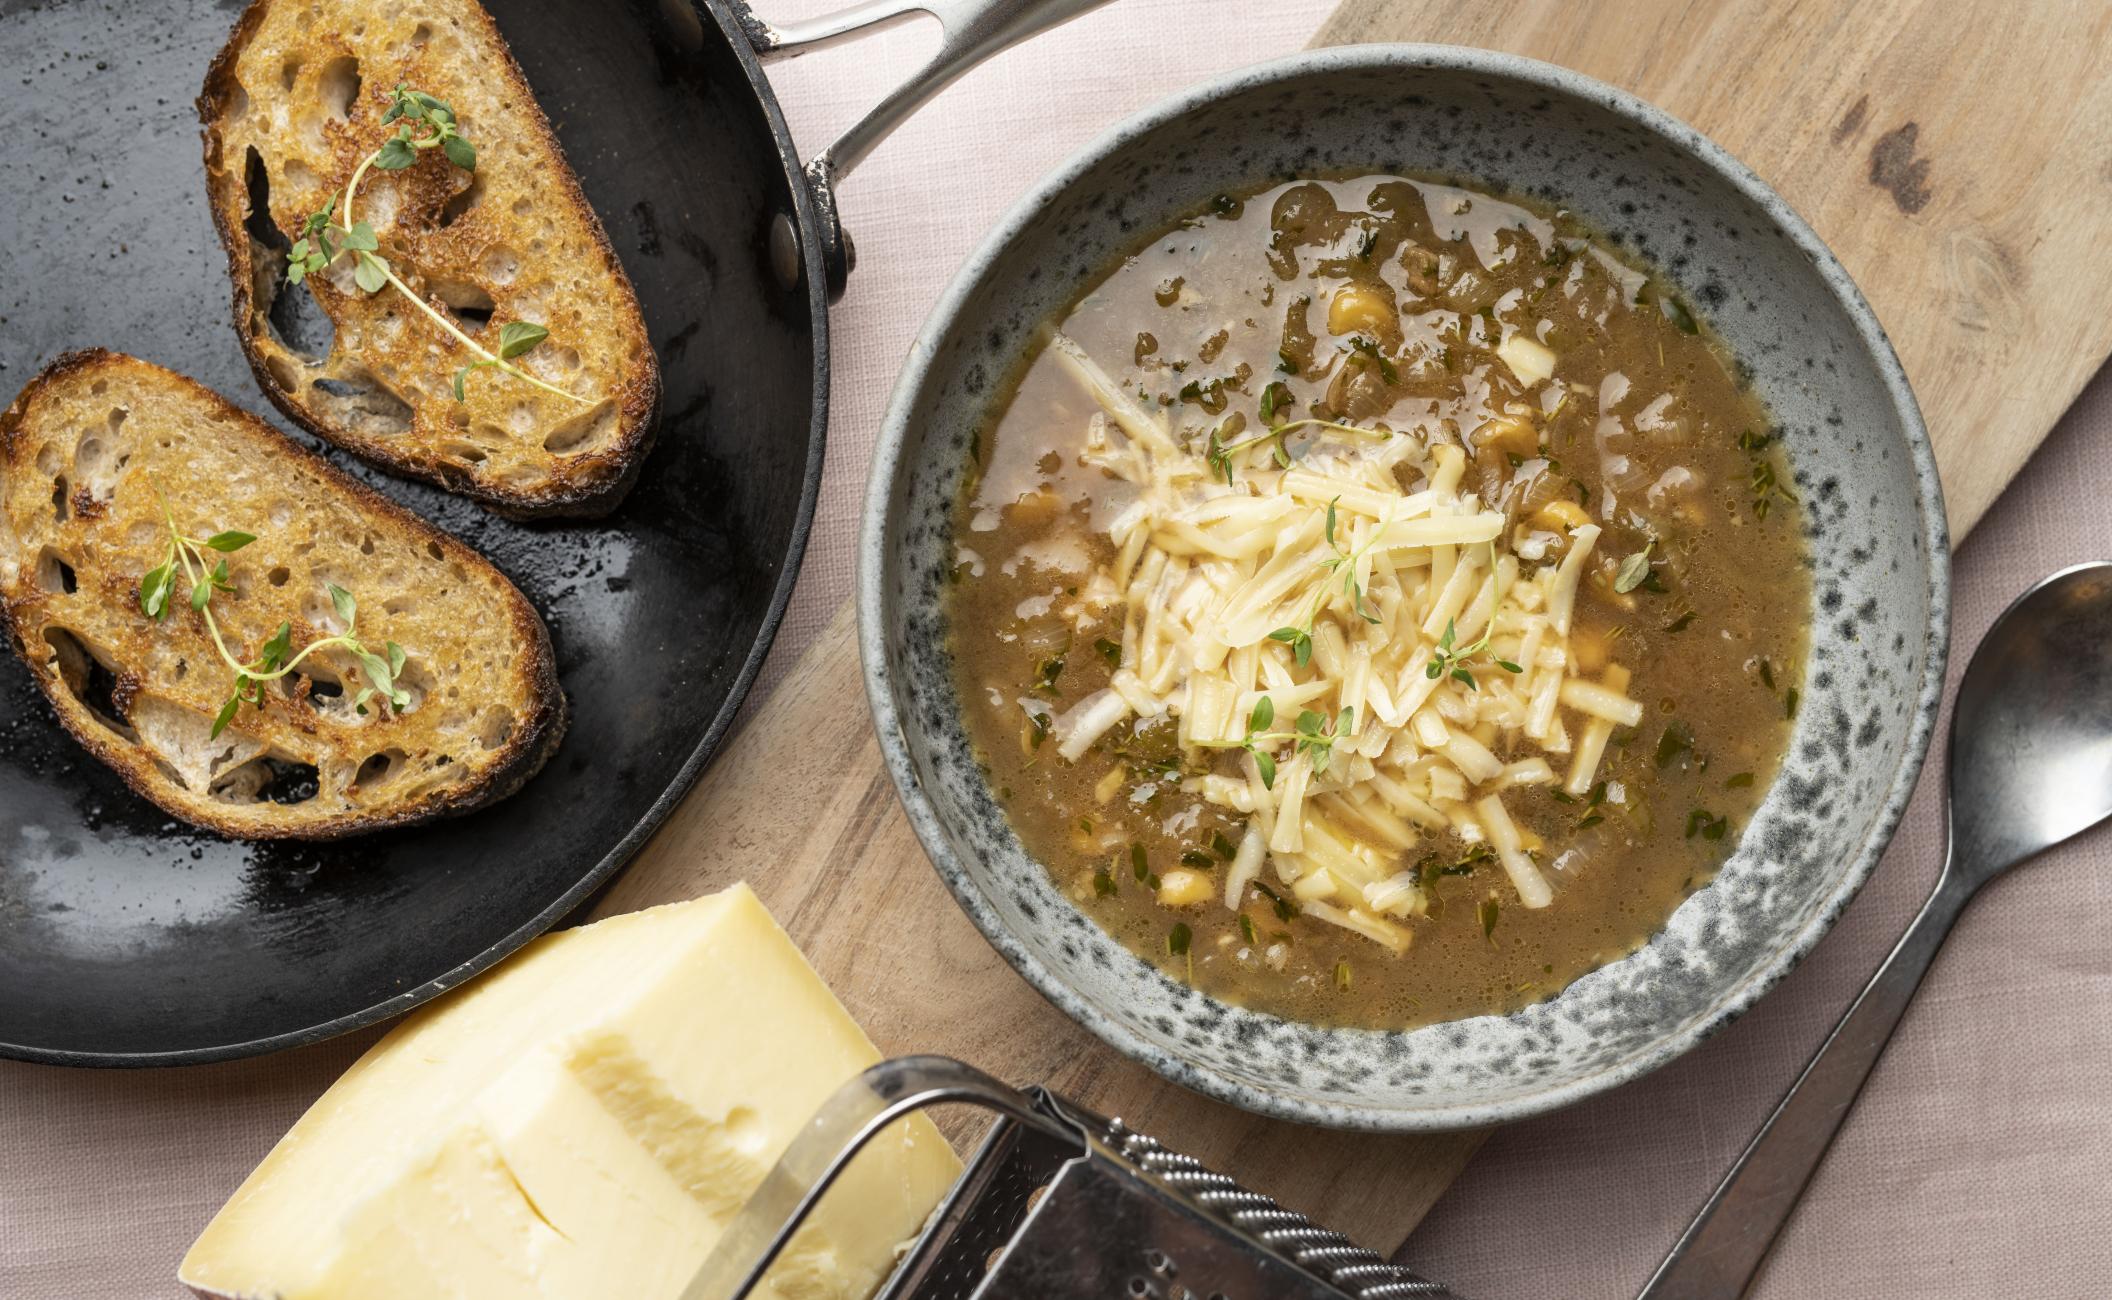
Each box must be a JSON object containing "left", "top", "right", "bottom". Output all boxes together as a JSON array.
[
  {"left": 1206, "top": 381, "right": 1390, "bottom": 484},
  {"left": 1316, "top": 497, "right": 1384, "bottom": 625},
  {"left": 1423, "top": 544, "right": 1525, "bottom": 690},
  {"left": 1265, "top": 496, "right": 1386, "bottom": 663},
  {"left": 1212, "top": 695, "right": 1355, "bottom": 789},
  {"left": 139, "top": 485, "right": 412, "bottom": 738},
  {"left": 285, "top": 84, "right": 583, "bottom": 407}
]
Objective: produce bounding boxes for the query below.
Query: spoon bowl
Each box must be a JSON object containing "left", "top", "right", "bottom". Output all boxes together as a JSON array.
[
  {"left": 1949, "top": 562, "right": 2112, "bottom": 876},
  {"left": 1643, "top": 561, "right": 2112, "bottom": 1299}
]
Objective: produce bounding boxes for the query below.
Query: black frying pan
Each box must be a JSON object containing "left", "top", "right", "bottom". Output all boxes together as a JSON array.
[
  {"left": 0, "top": 0, "right": 922, "bottom": 1065},
  {"left": 0, "top": 0, "right": 833, "bottom": 1065}
]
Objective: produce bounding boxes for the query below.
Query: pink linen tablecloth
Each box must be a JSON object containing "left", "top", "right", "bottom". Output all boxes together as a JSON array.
[{"left": 4, "top": 3, "right": 2108, "bottom": 1295}]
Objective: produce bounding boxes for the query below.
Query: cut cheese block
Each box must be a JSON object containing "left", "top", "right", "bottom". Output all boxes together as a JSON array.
[{"left": 179, "top": 885, "right": 961, "bottom": 1300}]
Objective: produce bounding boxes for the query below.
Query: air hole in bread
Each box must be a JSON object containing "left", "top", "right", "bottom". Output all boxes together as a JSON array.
[
  {"left": 43, "top": 627, "right": 135, "bottom": 740},
  {"left": 479, "top": 246, "right": 521, "bottom": 287},
  {"left": 50, "top": 475, "right": 70, "bottom": 523},
  {"left": 279, "top": 58, "right": 301, "bottom": 92},
  {"left": 439, "top": 441, "right": 488, "bottom": 465},
  {"left": 439, "top": 172, "right": 485, "bottom": 229},
  {"left": 477, "top": 708, "right": 514, "bottom": 751},
  {"left": 543, "top": 401, "right": 616, "bottom": 455},
  {"left": 318, "top": 55, "right": 360, "bottom": 121},
  {"left": 267, "top": 565, "right": 290, "bottom": 587},
  {"left": 72, "top": 413, "right": 132, "bottom": 505},
  {"left": 426, "top": 541, "right": 444, "bottom": 561},
  {"left": 359, "top": 534, "right": 376, "bottom": 556},
  {"left": 265, "top": 354, "right": 301, "bottom": 393},
  {"left": 309, "top": 371, "right": 413, "bottom": 438},
  {"left": 35, "top": 442, "right": 61, "bottom": 476},
  {"left": 262, "top": 759, "right": 321, "bottom": 804},
  {"left": 432, "top": 280, "right": 495, "bottom": 331},
  {"left": 286, "top": 664, "right": 357, "bottom": 722},
  {"left": 355, "top": 748, "right": 408, "bottom": 789},
  {"left": 243, "top": 147, "right": 336, "bottom": 363},
  {"left": 392, "top": 658, "right": 433, "bottom": 714},
  {"left": 132, "top": 696, "right": 263, "bottom": 791},
  {"left": 35, "top": 548, "right": 77, "bottom": 595},
  {"left": 410, "top": 21, "right": 432, "bottom": 47},
  {"left": 382, "top": 596, "right": 416, "bottom": 615},
  {"left": 270, "top": 285, "right": 336, "bottom": 363},
  {"left": 211, "top": 755, "right": 321, "bottom": 805},
  {"left": 240, "top": 147, "right": 285, "bottom": 255},
  {"left": 224, "top": 81, "right": 250, "bottom": 124}
]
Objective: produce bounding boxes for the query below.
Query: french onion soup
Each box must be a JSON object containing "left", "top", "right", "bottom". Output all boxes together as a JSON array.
[{"left": 946, "top": 175, "right": 1808, "bottom": 1030}]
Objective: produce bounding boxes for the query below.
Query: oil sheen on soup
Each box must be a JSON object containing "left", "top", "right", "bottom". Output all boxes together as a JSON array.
[{"left": 947, "top": 174, "right": 1809, "bottom": 1031}]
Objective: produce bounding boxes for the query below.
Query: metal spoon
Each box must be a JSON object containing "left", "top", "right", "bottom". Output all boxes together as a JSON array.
[{"left": 1638, "top": 561, "right": 2112, "bottom": 1299}]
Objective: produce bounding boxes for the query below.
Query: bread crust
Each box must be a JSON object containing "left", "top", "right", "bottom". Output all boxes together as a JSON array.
[
  {"left": 197, "top": 0, "right": 660, "bottom": 519},
  {"left": 0, "top": 350, "right": 566, "bottom": 839}
]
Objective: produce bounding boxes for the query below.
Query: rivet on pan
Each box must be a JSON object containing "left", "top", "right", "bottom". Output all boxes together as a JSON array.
[{"left": 768, "top": 211, "right": 802, "bottom": 290}]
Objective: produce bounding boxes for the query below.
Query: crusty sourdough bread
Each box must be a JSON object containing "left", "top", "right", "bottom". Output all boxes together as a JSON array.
[
  {"left": 0, "top": 351, "right": 565, "bottom": 839},
  {"left": 198, "top": 0, "right": 659, "bottom": 518}
]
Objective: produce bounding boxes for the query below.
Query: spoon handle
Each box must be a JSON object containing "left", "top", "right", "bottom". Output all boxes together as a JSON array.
[{"left": 1635, "top": 869, "right": 1974, "bottom": 1299}]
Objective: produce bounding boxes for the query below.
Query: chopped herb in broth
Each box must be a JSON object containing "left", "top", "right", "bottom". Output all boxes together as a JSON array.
[{"left": 948, "top": 174, "right": 1809, "bottom": 1031}]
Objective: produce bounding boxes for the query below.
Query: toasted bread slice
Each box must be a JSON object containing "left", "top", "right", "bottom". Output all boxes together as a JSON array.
[
  {"left": 0, "top": 352, "right": 566, "bottom": 839},
  {"left": 198, "top": 0, "right": 659, "bottom": 519}
]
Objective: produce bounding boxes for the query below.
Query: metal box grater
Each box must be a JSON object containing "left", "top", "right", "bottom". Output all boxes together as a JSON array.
[{"left": 684, "top": 1056, "right": 1461, "bottom": 1300}]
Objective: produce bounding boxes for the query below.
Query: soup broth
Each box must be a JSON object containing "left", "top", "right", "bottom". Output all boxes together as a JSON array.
[{"left": 947, "top": 174, "right": 1808, "bottom": 1030}]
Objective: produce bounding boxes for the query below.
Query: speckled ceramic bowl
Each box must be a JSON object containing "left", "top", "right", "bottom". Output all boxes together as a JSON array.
[{"left": 859, "top": 46, "right": 1949, "bottom": 1130}]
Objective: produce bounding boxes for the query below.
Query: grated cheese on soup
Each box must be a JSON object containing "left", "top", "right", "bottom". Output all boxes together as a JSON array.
[{"left": 1038, "top": 332, "right": 1642, "bottom": 953}]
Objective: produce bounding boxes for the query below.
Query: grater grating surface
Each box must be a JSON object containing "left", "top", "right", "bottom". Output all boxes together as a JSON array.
[{"left": 686, "top": 1056, "right": 1461, "bottom": 1300}]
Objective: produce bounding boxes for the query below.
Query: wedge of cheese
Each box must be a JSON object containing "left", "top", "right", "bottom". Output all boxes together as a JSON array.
[{"left": 180, "top": 884, "right": 960, "bottom": 1300}]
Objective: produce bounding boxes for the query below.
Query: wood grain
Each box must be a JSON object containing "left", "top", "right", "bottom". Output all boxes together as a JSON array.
[
  {"left": 1314, "top": 0, "right": 2112, "bottom": 539},
  {"left": 595, "top": 0, "right": 2108, "bottom": 1255}
]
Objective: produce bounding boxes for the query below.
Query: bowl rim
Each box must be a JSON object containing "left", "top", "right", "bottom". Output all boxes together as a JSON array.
[{"left": 858, "top": 42, "right": 1952, "bottom": 1130}]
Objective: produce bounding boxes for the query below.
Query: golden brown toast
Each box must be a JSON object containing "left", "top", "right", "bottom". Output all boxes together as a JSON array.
[
  {"left": 198, "top": 0, "right": 659, "bottom": 518},
  {"left": 0, "top": 351, "right": 566, "bottom": 839}
]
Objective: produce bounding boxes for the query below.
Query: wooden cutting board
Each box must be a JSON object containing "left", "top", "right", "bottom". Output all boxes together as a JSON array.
[{"left": 595, "top": 0, "right": 2112, "bottom": 1256}]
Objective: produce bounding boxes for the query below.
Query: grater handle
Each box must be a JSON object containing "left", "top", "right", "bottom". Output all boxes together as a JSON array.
[{"left": 680, "top": 1056, "right": 1085, "bottom": 1300}]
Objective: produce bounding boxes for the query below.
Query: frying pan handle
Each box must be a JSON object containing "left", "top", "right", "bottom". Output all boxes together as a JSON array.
[{"left": 733, "top": 0, "right": 1115, "bottom": 295}]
